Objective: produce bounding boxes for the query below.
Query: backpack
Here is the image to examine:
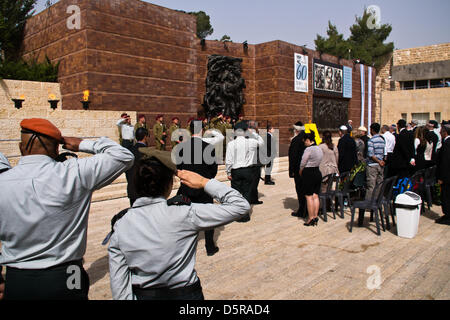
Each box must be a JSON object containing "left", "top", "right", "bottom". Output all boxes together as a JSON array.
[{"left": 392, "top": 178, "right": 412, "bottom": 197}]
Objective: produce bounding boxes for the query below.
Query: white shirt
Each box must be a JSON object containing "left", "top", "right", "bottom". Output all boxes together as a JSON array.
[
  {"left": 108, "top": 179, "right": 250, "bottom": 300},
  {"left": 117, "top": 119, "right": 135, "bottom": 140},
  {"left": 434, "top": 128, "right": 442, "bottom": 150},
  {"left": 0, "top": 137, "right": 134, "bottom": 269},
  {"left": 382, "top": 131, "right": 396, "bottom": 154},
  {"left": 225, "top": 132, "right": 264, "bottom": 175}
]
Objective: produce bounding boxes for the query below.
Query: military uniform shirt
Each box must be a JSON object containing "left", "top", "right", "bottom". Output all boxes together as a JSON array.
[
  {"left": 117, "top": 119, "right": 135, "bottom": 141},
  {"left": 0, "top": 137, "right": 134, "bottom": 269},
  {"left": 108, "top": 179, "right": 250, "bottom": 300}
]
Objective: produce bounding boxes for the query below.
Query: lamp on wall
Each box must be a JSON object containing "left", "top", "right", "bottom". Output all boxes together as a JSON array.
[
  {"left": 12, "top": 95, "right": 25, "bottom": 109},
  {"left": 81, "top": 90, "right": 90, "bottom": 110},
  {"left": 302, "top": 47, "right": 308, "bottom": 55},
  {"left": 243, "top": 41, "right": 248, "bottom": 52},
  {"left": 200, "top": 38, "right": 206, "bottom": 50},
  {"left": 48, "top": 93, "right": 59, "bottom": 110}
]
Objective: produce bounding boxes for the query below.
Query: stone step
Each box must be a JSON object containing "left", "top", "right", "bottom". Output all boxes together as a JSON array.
[{"left": 92, "top": 157, "right": 289, "bottom": 203}]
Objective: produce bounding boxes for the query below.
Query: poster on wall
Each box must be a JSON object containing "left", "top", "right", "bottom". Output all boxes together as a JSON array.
[
  {"left": 294, "top": 53, "right": 308, "bottom": 92},
  {"left": 343, "top": 66, "right": 352, "bottom": 98},
  {"left": 313, "top": 59, "right": 343, "bottom": 96}
]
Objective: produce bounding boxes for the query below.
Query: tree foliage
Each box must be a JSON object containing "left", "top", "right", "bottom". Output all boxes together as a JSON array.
[
  {"left": 220, "top": 35, "right": 231, "bottom": 42},
  {"left": 189, "top": 11, "right": 214, "bottom": 40},
  {"left": 314, "top": 9, "right": 394, "bottom": 70},
  {"left": 0, "top": 56, "right": 60, "bottom": 82},
  {"left": 0, "top": 0, "right": 37, "bottom": 61}
]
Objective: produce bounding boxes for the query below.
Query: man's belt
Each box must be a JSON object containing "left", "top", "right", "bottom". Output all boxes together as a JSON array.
[{"left": 132, "top": 280, "right": 201, "bottom": 299}]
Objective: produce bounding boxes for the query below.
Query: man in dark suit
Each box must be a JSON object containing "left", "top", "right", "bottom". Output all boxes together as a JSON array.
[
  {"left": 176, "top": 120, "right": 220, "bottom": 255},
  {"left": 337, "top": 125, "right": 358, "bottom": 174},
  {"left": 289, "top": 122, "right": 307, "bottom": 217},
  {"left": 436, "top": 121, "right": 450, "bottom": 225},
  {"left": 126, "top": 127, "right": 149, "bottom": 206},
  {"left": 264, "top": 125, "right": 277, "bottom": 185},
  {"left": 389, "top": 119, "right": 415, "bottom": 179}
]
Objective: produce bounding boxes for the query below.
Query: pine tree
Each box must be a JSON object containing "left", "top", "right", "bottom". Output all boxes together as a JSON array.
[
  {"left": 0, "top": 0, "right": 37, "bottom": 61},
  {"left": 315, "top": 21, "right": 351, "bottom": 59}
]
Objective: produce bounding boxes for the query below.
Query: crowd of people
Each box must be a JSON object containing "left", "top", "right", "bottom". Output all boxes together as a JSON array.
[
  {"left": 288, "top": 118, "right": 450, "bottom": 228},
  {"left": 0, "top": 114, "right": 448, "bottom": 301}
]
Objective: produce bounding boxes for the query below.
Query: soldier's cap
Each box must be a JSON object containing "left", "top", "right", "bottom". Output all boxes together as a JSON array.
[
  {"left": 155, "top": 114, "right": 164, "bottom": 120},
  {"left": 138, "top": 147, "right": 177, "bottom": 173},
  {"left": 20, "top": 118, "right": 63, "bottom": 143},
  {"left": 188, "top": 117, "right": 195, "bottom": 122},
  {"left": 172, "top": 117, "right": 179, "bottom": 121},
  {"left": 234, "top": 121, "right": 249, "bottom": 131}
]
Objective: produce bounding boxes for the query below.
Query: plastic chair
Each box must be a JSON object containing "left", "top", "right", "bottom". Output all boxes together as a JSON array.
[
  {"left": 319, "top": 173, "right": 336, "bottom": 222},
  {"left": 334, "top": 172, "right": 353, "bottom": 220},
  {"left": 349, "top": 178, "right": 392, "bottom": 236},
  {"left": 379, "top": 176, "right": 398, "bottom": 230}
]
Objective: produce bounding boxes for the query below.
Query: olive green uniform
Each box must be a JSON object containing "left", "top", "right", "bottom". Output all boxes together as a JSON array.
[{"left": 153, "top": 122, "right": 167, "bottom": 150}]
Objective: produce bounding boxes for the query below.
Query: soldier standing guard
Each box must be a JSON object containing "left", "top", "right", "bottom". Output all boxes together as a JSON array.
[
  {"left": 168, "top": 117, "right": 181, "bottom": 149},
  {"left": 0, "top": 118, "right": 134, "bottom": 300},
  {"left": 153, "top": 115, "right": 167, "bottom": 150}
]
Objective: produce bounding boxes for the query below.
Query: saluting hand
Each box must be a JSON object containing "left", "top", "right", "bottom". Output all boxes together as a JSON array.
[
  {"left": 62, "top": 137, "right": 82, "bottom": 152},
  {"left": 177, "top": 170, "right": 210, "bottom": 189}
]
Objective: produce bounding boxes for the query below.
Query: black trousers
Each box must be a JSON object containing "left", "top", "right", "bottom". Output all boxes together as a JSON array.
[
  {"left": 121, "top": 139, "right": 134, "bottom": 151},
  {"left": 294, "top": 173, "right": 306, "bottom": 216},
  {"left": 133, "top": 280, "right": 204, "bottom": 301},
  {"left": 231, "top": 167, "right": 254, "bottom": 202},
  {"left": 250, "top": 166, "right": 262, "bottom": 203},
  {"left": 442, "top": 183, "right": 450, "bottom": 216},
  {"left": 4, "top": 260, "right": 89, "bottom": 300}
]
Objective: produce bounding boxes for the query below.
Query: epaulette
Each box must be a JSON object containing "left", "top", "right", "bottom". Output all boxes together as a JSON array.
[
  {"left": 102, "top": 208, "right": 129, "bottom": 246},
  {"left": 167, "top": 194, "right": 191, "bottom": 206}
]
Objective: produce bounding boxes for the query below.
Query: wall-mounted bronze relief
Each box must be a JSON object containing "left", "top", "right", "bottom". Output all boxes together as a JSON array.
[
  {"left": 313, "top": 97, "right": 348, "bottom": 130},
  {"left": 202, "top": 55, "right": 246, "bottom": 120}
]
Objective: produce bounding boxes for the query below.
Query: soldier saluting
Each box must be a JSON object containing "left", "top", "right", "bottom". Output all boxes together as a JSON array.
[{"left": 0, "top": 118, "right": 134, "bottom": 300}]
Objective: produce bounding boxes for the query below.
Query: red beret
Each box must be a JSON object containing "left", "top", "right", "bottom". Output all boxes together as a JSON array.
[
  {"left": 172, "top": 117, "right": 179, "bottom": 121},
  {"left": 187, "top": 117, "right": 195, "bottom": 122},
  {"left": 20, "top": 118, "right": 63, "bottom": 143},
  {"left": 155, "top": 114, "right": 164, "bottom": 120}
]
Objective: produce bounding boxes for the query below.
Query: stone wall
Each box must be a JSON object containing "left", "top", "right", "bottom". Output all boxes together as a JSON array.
[
  {"left": 0, "top": 79, "right": 136, "bottom": 166},
  {"left": 380, "top": 87, "right": 450, "bottom": 126},
  {"left": 394, "top": 43, "right": 450, "bottom": 66}
]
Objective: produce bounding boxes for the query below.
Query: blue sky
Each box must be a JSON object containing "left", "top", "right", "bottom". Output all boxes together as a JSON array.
[{"left": 34, "top": 0, "right": 450, "bottom": 50}]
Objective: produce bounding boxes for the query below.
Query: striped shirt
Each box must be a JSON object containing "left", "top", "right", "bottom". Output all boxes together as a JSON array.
[{"left": 367, "top": 134, "right": 386, "bottom": 166}]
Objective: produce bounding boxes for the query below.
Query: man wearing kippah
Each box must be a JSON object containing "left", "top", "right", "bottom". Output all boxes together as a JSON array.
[{"left": 0, "top": 118, "right": 134, "bottom": 300}]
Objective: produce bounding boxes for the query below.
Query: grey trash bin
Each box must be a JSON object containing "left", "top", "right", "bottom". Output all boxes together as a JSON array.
[{"left": 395, "top": 191, "right": 422, "bottom": 239}]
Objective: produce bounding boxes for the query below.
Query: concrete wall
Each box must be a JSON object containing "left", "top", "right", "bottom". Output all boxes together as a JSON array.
[
  {"left": 380, "top": 87, "right": 450, "bottom": 126},
  {"left": 0, "top": 79, "right": 136, "bottom": 166}
]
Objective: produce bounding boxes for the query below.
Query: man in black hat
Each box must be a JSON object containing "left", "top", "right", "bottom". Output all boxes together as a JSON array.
[{"left": 289, "top": 121, "right": 307, "bottom": 217}]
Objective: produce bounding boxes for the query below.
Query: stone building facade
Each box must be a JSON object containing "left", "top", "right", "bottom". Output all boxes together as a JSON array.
[
  {"left": 376, "top": 43, "right": 450, "bottom": 126},
  {"left": 19, "top": 0, "right": 376, "bottom": 152}
]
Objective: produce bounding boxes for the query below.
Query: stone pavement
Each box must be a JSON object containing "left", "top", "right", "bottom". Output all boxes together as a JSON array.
[{"left": 85, "top": 172, "right": 450, "bottom": 300}]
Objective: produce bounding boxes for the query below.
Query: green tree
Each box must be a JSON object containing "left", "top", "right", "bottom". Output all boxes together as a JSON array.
[
  {"left": 0, "top": 0, "right": 37, "bottom": 61},
  {"left": 220, "top": 35, "right": 231, "bottom": 42},
  {"left": 314, "top": 8, "right": 394, "bottom": 70},
  {"left": 189, "top": 11, "right": 214, "bottom": 39},
  {"left": 315, "top": 21, "right": 351, "bottom": 59},
  {"left": 348, "top": 9, "right": 394, "bottom": 69}
]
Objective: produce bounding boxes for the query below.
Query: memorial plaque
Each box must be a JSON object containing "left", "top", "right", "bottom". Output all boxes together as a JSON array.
[{"left": 313, "top": 97, "right": 348, "bottom": 130}]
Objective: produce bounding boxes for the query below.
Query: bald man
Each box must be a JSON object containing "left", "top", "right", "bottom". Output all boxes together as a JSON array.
[{"left": 0, "top": 118, "right": 134, "bottom": 300}]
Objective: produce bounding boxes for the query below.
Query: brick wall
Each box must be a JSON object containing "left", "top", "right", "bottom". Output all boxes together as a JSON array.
[{"left": 0, "top": 79, "right": 136, "bottom": 166}]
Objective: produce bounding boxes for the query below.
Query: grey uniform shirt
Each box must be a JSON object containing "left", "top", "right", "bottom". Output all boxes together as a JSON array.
[
  {"left": 108, "top": 179, "right": 250, "bottom": 300},
  {"left": 0, "top": 137, "right": 134, "bottom": 269}
]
